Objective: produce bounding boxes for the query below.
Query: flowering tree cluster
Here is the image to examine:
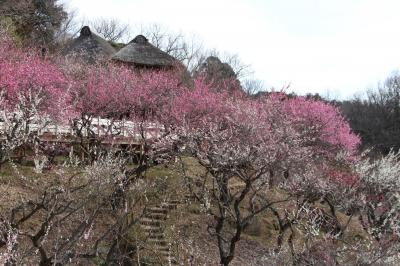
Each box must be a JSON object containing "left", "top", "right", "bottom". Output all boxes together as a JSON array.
[
  {"left": 1, "top": 35, "right": 400, "bottom": 265},
  {"left": 61, "top": 59, "right": 183, "bottom": 163},
  {"left": 0, "top": 36, "right": 71, "bottom": 171},
  {"left": 283, "top": 95, "right": 360, "bottom": 156},
  {"left": 171, "top": 83, "right": 363, "bottom": 265},
  {"left": 0, "top": 36, "right": 185, "bottom": 264},
  {"left": 0, "top": 154, "right": 160, "bottom": 265}
]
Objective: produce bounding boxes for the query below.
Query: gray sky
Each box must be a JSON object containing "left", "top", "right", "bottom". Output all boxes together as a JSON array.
[{"left": 64, "top": 0, "right": 400, "bottom": 99}]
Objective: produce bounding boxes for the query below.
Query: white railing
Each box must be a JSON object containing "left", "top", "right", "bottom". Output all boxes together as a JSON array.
[{"left": 0, "top": 118, "right": 162, "bottom": 144}]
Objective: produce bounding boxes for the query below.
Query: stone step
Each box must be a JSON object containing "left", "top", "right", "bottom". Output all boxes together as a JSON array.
[
  {"left": 157, "top": 247, "right": 171, "bottom": 253},
  {"left": 148, "top": 239, "right": 168, "bottom": 247},
  {"left": 139, "top": 200, "right": 183, "bottom": 265},
  {"left": 140, "top": 218, "right": 162, "bottom": 227},
  {"left": 148, "top": 233, "right": 165, "bottom": 240},
  {"left": 158, "top": 203, "right": 178, "bottom": 210},
  {"left": 141, "top": 226, "right": 163, "bottom": 234},
  {"left": 158, "top": 249, "right": 171, "bottom": 255},
  {"left": 159, "top": 201, "right": 177, "bottom": 206},
  {"left": 143, "top": 212, "right": 168, "bottom": 220},
  {"left": 147, "top": 207, "right": 169, "bottom": 214}
]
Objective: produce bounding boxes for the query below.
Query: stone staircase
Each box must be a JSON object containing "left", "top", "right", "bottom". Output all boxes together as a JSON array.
[{"left": 140, "top": 199, "right": 183, "bottom": 265}]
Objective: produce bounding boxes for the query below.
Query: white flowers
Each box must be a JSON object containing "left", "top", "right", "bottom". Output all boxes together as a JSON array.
[
  {"left": 355, "top": 150, "right": 400, "bottom": 187},
  {"left": 0, "top": 220, "right": 19, "bottom": 265}
]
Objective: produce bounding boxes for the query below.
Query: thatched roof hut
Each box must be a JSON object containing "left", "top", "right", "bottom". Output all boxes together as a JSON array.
[
  {"left": 197, "top": 56, "right": 237, "bottom": 80},
  {"left": 63, "top": 26, "right": 116, "bottom": 63},
  {"left": 195, "top": 56, "right": 241, "bottom": 92},
  {"left": 112, "top": 35, "right": 177, "bottom": 69}
]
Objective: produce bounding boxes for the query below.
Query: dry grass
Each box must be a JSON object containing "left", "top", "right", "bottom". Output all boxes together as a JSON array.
[{"left": 0, "top": 158, "right": 370, "bottom": 265}]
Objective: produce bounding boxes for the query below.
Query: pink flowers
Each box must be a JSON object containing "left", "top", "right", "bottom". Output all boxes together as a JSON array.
[
  {"left": 0, "top": 38, "right": 71, "bottom": 121},
  {"left": 0, "top": 35, "right": 361, "bottom": 186},
  {"left": 328, "top": 170, "right": 359, "bottom": 186},
  {"left": 66, "top": 62, "right": 182, "bottom": 122},
  {"left": 282, "top": 95, "right": 361, "bottom": 155}
]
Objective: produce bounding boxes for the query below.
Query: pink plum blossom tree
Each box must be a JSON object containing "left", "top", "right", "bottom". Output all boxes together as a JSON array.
[
  {"left": 0, "top": 36, "right": 71, "bottom": 169},
  {"left": 172, "top": 87, "right": 361, "bottom": 265}
]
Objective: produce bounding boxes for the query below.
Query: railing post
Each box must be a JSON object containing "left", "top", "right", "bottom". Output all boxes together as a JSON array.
[{"left": 122, "top": 119, "right": 125, "bottom": 137}]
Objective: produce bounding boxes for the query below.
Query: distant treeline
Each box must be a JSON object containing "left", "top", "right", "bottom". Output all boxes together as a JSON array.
[
  {"left": 301, "top": 75, "right": 400, "bottom": 155},
  {"left": 339, "top": 75, "right": 400, "bottom": 154}
]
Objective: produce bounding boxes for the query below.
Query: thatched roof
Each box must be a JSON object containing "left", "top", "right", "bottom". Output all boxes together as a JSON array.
[
  {"left": 194, "top": 56, "right": 241, "bottom": 92},
  {"left": 112, "top": 35, "right": 177, "bottom": 68},
  {"left": 63, "top": 26, "right": 116, "bottom": 62},
  {"left": 197, "top": 56, "right": 237, "bottom": 80}
]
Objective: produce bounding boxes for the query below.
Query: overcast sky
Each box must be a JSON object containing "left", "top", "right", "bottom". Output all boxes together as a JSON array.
[{"left": 64, "top": 0, "right": 400, "bottom": 99}]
